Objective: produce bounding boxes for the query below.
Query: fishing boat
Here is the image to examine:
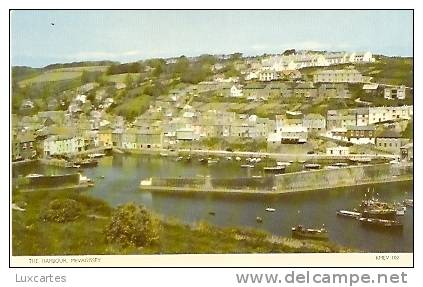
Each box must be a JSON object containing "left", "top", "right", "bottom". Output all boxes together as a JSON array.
[
  {"left": 304, "top": 163, "right": 321, "bottom": 169},
  {"left": 336, "top": 210, "right": 361, "bottom": 219},
  {"left": 25, "top": 173, "right": 43, "bottom": 178},
  {"left": 256, "top": 216, "right": 263, "bottom": 223},
  {"left": 265, "top": 207, "right": 276, "bottom": 212},
  {"left": 198, "top": 158, "right": 207, "bottom": 164},
  {"left": 361, "top": 209, "right": 396, "bottom": 220},
  {"left": 74, "top": 159, "right": 98, "bottom": 168},
  {"left": 263, "top": 166, "right": 286, "bottom": 174},
  {"left": 88, "top": 153, "right": 106, "bottom": 159},
  {"left": 403, "top": 199, "right": 413, "bottom": 208},
  {"left": 208, "top": 158, "right": 219, "bottom": 164},
  {"left": 396, "top": 209, "right": 405, "bottom": 216},
  {"left": 291, "top": 225, "right": 329, "bottom": 240},
  {"left": 333, "top": 162, "right": 349, "bottom": 167},
  {"left": 358, "top": 217, "right": 403, "bottom": 230},
  {"left": 208, "top": 211, "right": 216, "bottom": 216},
  {"left": 225, "top": 156, "right": 233, "bottom": 161},
  {"left": 235, "top": 156, "right": 242, "bottom": 161}
]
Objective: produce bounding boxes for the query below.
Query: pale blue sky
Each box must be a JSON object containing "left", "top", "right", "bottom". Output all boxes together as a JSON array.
[{"left": 11, "top": 10, "right": 413, "bottom": 67}]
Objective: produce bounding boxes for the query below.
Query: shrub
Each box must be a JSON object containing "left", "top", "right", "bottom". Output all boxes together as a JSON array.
[
  {"left": 40, "top": 198, "right": 82, "bottom": 223},
  {"left": 105, "top": 203, "right": 159, "bottom": 247}
]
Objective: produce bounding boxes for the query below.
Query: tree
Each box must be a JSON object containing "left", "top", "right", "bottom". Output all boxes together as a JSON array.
[
  {"left": 282, "top": 49, "right": 296, "bottom": 56},
  {"left": 40, "top": 199, "right": 82, "bottom": 223},
  {"left": 105, "top": 203, "right": 159, "bottom": 247}
]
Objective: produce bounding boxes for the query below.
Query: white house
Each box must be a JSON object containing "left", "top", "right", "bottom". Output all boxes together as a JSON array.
[
  {"left": 259, "top": 70, "right": 278, "bottom": 82},
  {"left": 43, "top": 135, "right": 85, "bottom": 157},
  {"left": 368, "top": 106, "right": 413, "bottom": 124},
  {"left": 267, "top": 126, "right": 308, "bottom": 144},
  {"left": 384, "top": 86, "right": 406, "bottom": 100},
  {"left": 230, "top": 85, "right": 243, "bottom": 98},
  {"left": 348, "top": 52, "right": 375, "bottom": 63}
]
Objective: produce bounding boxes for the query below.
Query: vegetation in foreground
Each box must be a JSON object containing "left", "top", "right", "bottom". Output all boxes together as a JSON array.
[{"left": 12, "top": 189, "right": 353, "bottom": 256}]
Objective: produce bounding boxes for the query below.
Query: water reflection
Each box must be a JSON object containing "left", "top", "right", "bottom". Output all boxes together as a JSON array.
[{"left": 12, "top": 154, "right": 413, "bottom": 252}]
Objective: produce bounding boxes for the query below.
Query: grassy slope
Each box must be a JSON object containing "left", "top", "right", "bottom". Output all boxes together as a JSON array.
[
  {"left": 12, "top": 189, "right": 351, "bottom": 256},
  {"left": 105, "top": 73, "right": 141, "bottom": 83},
  {"left": 17, "top": 66, "right": 110, "bottom": 87},
  {"left": 19, "top": 71, "right": 83, "bottom": 87}
]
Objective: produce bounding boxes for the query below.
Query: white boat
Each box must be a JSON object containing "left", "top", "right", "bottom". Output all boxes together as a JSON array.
[
  {"left": 235, "top": 156, "right": 242, "bottom": 161},
  {"left": 304, "top": 163, "right": 321, "bottom": 169},
  {"left": 396, "top": 209, "right": 405, "bottom": 216},
  {"left": 88, "top": 153, "right": 106, "bottom": 158},
  {"left": 265, "top": 207, "right": 276, "bottom": 212},
  {"left": 225, "top": 156, "right": 232, "bottom": 161},
  {"left": 25, "top": 173, "right": 43, "bottom": 178},
  {"left": 140, "top": 178, "right": 153, "bottom": 186},
  {"left": 208, "top": 159, "right": 218, "bottom": 164},
  {"left": 277, "top": 161, "right": 291, "bottom": 166}
]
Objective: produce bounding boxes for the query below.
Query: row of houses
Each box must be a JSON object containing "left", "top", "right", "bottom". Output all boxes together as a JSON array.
[
  {"left": 205, "top": 82, "right": 352, "bottom": 100},
  {"left": 326, "top": 105, "right": 413, "bottom": 130},
  {"left": 261, "top": 51, "right": 374, "bottom": 72}
]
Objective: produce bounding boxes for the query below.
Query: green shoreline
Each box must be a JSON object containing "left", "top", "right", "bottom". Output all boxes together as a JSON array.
[{"left": 12, "top": 189, "right": 353, "bottom": 256}]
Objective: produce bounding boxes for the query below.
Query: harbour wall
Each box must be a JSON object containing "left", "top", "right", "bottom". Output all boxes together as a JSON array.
[
  {"left": 274, "top": 163, "right": 413, "bottom": 192},
  {"left": 140, "top": 163, "right": 413, "bottom": 194}
]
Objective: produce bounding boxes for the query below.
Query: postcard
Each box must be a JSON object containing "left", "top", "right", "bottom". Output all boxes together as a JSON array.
[{"left": 10, "top": 9, "right": 413, "bottom": 268}]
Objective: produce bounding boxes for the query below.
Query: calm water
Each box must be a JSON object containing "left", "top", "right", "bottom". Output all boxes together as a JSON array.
[{"left": 13, "top": 154, "right": 413, "bottom": 252}]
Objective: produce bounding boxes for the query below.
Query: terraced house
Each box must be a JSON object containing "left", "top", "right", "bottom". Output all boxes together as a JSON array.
[{"left": 43, "top": 135, "right": 85, "bottom": 157}]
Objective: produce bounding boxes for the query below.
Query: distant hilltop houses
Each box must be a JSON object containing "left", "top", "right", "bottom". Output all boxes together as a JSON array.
[{"left": 261, "top": 51, "right": 375, "bottom": 72}]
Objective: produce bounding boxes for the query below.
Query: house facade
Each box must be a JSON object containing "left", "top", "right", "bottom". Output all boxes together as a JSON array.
[
  {"left": 384, "top": 86, "right": 406, "bottom": 100},
  {"left": 313, "top": 69, "right": 364, "bottom": 83},
  {"left": 43, "top": 135, "right": 85, "bottom": 157}
]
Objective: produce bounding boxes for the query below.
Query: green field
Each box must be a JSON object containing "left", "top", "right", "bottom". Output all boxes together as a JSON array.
[
  {"left": 19, "top": 71, "right": 83, "bottom": 87},
  {"left": 105, "top": 73, "right": 141, "bottom": 83},
  {"left": 18, "top": 66, "right": 110, "bottom": 87},
  {"left": 50, "top": 65, "right": 109, "bottom": 73}
]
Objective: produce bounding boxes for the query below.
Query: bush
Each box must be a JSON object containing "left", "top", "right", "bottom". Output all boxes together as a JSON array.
[
  {"left": 40, "top": 198, "right": 82, "bottom": 223},
  {"left": 105, "top": 203, "right": 159, "bottom": 247}
]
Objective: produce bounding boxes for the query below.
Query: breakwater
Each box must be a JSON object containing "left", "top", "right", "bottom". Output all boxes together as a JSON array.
[{"left": 139, "top": 163, "right": 413, "bottom": 194}]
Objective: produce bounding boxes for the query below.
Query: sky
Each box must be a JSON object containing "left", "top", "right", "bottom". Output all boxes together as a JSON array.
[{"left": 11, "top": 10, "right": 413, "bottom": 67}]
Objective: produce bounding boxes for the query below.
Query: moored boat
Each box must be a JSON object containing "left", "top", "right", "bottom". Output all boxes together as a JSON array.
[
  {"left": 403, "top": 199, "right": 413, "bottom": 208},
  {"left": 291, "top": 225, "right": 329, "bottom": 240},
  {"left": 88, "top": 153, "right": 106, "bottom": 159},
  {"left": 256, "top": 216, "right": 263, "bottom": 223},
  {"left": 304, "top": 163, "right": 321, "bottom": 169},
  {"left": 74, "top": 159, "right": 98, "bottom": 168},
  {"left": 361, "top": 209, "right": 396, "bottom": 220},
  {"left": 265, "top": 207, "right": 276, "bottom": 212},
  {"left": 263, "top": 166, "right": 286, "bottom": 174},
  {"left": 358, "top": 217, "right": 403, "bottom": 230}
]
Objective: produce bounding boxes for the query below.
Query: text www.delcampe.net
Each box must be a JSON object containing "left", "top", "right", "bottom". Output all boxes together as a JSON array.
[{"left": 235, "top": 271, "right": 408, "bottom": 286}]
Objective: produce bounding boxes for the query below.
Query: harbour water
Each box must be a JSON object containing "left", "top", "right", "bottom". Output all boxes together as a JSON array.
[{"left": 12, "top": 154, "right": 413, "bottom": 252}]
